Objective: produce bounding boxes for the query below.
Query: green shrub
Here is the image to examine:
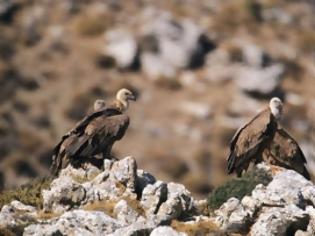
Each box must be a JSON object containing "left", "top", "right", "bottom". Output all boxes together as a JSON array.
[
  {"left": 207, "top": 169, "right": 272, "bottom": 211},
  {"left": 0, "top": 177, "right": 52, "bottom": 210}
]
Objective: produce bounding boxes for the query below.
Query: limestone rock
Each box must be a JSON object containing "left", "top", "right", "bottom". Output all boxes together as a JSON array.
[
  {"left": 114, "top": 199, "right": 142, "bottom": 225},
  {"left": 150, "top": 226, "right": 187, "bottom": 236},
  {"left": 0, "top": 201, "right": 37, "bottom": 229},
  {"left": 157, "top": 182, "right": 195, "bottom": 222},
  {"left": 42, "top": 175, "right": 86, "bottom": 214},
  {"left": 250, "top": 204, "right": 309, "bottom": 236},
  {"left": 141, "top": 181, "right": 167, "bottom": 216},
  {"left": 110, "top": 219, "right": 157, "bottom": 236},
  {"left": 24, "top": 210, "right": 122, "bottom": 236}
]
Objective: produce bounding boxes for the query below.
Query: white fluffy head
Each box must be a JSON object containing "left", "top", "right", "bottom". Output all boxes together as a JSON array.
[
  {"left": 269, "top": 97, "right": 283, "bottom": 119},
  {"left": 116, "top": 88, "right": 136, "bottom": 110},
  {"left": 94, "top": 99, "right": 106, "bottom": 111},
  {"left": 116, "top": 88, "right": 136, "bottom": 102}
]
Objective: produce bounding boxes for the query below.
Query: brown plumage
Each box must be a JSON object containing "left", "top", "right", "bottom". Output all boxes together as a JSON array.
[
  {"left": 51, "top": 88, "right": 136, "bottom": 176},
  {"left": 265, "top": 128, "right": 310, "bottom": 179},
  {"left": 227, "top": 97, "right": 283, "bottom": 177}
]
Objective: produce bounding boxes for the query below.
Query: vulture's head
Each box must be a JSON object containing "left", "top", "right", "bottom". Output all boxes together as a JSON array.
[
  {"left": 269, "top": 97, "right": 283, "bottom": 119},
  {"left": 94, "top": 99, "right": 106, "bottom": 111},
  {"left": 116, "top": 88, "right": 136, "bottom": 110}
]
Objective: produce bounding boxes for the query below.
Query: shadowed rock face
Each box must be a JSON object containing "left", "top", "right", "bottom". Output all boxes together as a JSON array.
[{"left": 1, "top": 157, "right": 315, "bottom": 236}]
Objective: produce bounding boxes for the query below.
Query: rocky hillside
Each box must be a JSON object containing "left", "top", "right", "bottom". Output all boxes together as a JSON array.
[
  {"left": 1, "top": 0, "right": 315, "bottom": 198},
  {"left": 1, "top": 157, "right": 315, "bottom": 235}
]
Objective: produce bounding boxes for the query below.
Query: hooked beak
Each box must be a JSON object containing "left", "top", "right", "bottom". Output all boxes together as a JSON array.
[{"left": 128, "top": 94, "right": 136, "bottom": 101}]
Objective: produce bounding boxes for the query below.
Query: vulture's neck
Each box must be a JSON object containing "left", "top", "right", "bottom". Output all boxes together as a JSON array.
[
  {"left": 270, "top": 107, "right": 281, "bottom": 120},
  {"left": 113, "top": 99, "right": 128, "bottom": 112}
]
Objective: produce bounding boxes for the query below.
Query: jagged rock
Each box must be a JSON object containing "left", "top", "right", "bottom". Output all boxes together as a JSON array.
[
  {"left": 235, "top": 64, "right": 284, "bottom": 96},
  {"left": 250, "top": 204, "right": 309, "bottom": 236},
  {"left": 103, "top": 29, "right": 138, "bottom": 69},
  {"left": 304, "top": 206, "right": 315, "bottom": 235},
  {"left": 251, "top": 169, "right": 312, "bottom": 207},
  {"left": 5, "top": 158, "right": 315, "bottom": 235},
  {"left": 157, "top": 182, "right": 195, "bottom": 222},
  {"left": 136, "top": 169, "right": 156, "bottom": 194},
  {"left": 214, "top": 198, "right": 251, "bottom": 233},
  {"left": 0, "top": 201, "right": 37, "bottom": 229},
  {"left": 214, "top": 164, "right": 315, "bottom": 234},
  {"left": 24, "top": 210, "right": 122, "bottom": 236},
  {"left": 86, "top": 156, "right": 138, "bottom": 202},
  {"left": 42, "top": 175, "right": 86, "bottom": 213},
  {"left": 114, "top": 199, "right": 142, "bottom": 225},
  {"left": 43, "top": 157, "right": 138, "bottom": 214},
  {"left": 150, "top": 226, "right": 186, "bottom": 236},
  {"left": 141, "top": 181, "right": 168, "bottom": 216},
  {"left": 110, "top": 219, "right": 157, "bottom": 236}
]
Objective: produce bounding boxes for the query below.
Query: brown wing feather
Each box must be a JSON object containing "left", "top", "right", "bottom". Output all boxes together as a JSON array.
[
  {"left": 227, "top": 109, "right": 277, "bottom": 176},
  {"left": 67, "top": 114, "right": 129, "bottom": 161},
  {"left": 50, "top": 108, "right": 122, "bottom": 176},
  {"left": 267, "top": 128, "right": 310, "bottom": 179}
]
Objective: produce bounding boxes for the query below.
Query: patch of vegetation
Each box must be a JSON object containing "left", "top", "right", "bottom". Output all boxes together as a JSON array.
[
  {"left": 207, "top": 169, "right": 272, "bottom": 211},
  {"left": 0, "top": 222, "right": 34, "bottom": 236},
  {"left": 0, "top": 177, "right": 52, "bottom": 210}
]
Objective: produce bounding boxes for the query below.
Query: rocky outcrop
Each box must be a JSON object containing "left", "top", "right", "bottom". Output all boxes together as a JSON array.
[
  {"left": 214, "top": 164, "right": 315, "bottom": 235},
  {"left": 1, "top": 157, "right": 315, "bottom": 236},
  {"left": 0, "top": 156, "right": 198, "bottom": 235}
]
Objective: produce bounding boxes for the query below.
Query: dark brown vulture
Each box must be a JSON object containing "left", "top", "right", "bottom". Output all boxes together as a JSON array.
[
  {"left": 227, "top": 97, "right": 283, "bottom": 177},
  {"left": 265, "top": 128, "right": 310, "bottom": 179},
  {"left": 51, "top": 88, "right": 136, "bottom": 176}
]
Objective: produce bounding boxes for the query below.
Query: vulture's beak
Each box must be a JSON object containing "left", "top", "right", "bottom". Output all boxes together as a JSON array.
[{"left": 128, "top": 94, "right": 136, "bottom": 101}]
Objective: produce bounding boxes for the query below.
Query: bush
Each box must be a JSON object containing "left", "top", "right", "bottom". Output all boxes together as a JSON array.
[
  {"left": 0, "top": 177, "right": 52, "bottom": 210},
  {"left": 207, "top": 169, "right": 272, "bottom": 211}
]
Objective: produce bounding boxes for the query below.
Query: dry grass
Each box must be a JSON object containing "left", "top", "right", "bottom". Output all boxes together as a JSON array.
[
  {"left": 83, "top": 195, "right": 145, "bottom": 218},
  {"left": 171, "top": 219, "right": 224, "bottom": 236},
  {"left": 37, "top": 210, "right": 61, "bottom": 220},
  {"left": 84, "top": 199, "right": 118, "bottom": 217},
  {"left": 0, "top": 177, "right": 52, "bottom": 210}
]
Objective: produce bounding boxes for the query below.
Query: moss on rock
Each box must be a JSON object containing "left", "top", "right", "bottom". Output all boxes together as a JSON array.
[{"left": 207, "top": 169, "right": 272, "bottom": 211}]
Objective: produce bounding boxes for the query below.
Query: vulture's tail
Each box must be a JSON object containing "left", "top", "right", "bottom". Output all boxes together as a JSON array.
[
  {"left": 227, "top": 152, "right": 236, "bottom": 175},
  {"left": 302, "top": 166, "right": 311, "bottom": 180},
  {"left": 50, "top": 151, "right": 64, "bottom": 176}
]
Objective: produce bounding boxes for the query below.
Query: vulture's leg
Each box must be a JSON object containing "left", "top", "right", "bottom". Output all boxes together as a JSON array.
[{"left": 102, "top": 144, "right": 118, "bottom": 161}]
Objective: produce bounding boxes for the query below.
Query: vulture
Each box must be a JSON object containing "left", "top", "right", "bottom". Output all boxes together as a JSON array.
[
  {"left": 227, "top": 97, "right": 310, "bottom": 179},
  {"left": 227, "top": 97, "right": 283, "bottom": 177},
  {"left": 51, "top": 88, "right": 136, "bottom": 176},
  {"left": 265, "top": 128, "right": 310, "bottom": 179}
]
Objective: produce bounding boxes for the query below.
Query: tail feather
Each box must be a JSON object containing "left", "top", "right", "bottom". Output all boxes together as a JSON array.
[
  {"left": 227, "top": 152, "right": 237, "bottom": 174},
  {"left": 302, "top": 166, "right": 311, "bottom": 180},
  {"left": 50, "top": 151, "right": 65, "bottom": 176}
]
